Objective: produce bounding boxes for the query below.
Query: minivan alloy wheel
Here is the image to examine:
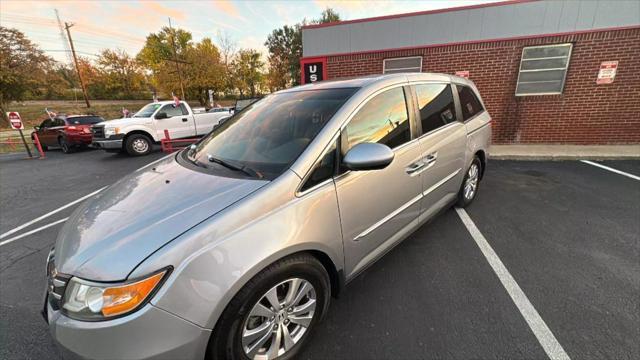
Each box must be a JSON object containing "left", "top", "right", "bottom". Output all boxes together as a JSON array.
[
  {"left": 464, "top": 163, "right": 479, "bottom": 200},
  {"left": 242, "top": 278, "right": 317, "bottom": 359}
]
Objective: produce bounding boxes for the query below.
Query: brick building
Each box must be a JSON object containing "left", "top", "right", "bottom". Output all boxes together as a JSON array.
[{"left": 300, "top": 0, "right": 640, "bottom": 144}]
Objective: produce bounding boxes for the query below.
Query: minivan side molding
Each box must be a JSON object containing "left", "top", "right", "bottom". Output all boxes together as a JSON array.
[{"left": 353, "top": 168, "right": 460, "bottom": 241}]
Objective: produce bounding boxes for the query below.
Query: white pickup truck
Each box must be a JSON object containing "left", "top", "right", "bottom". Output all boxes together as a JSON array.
[{"left": 92, "top": 101, "right": 232, "bottom": 156}]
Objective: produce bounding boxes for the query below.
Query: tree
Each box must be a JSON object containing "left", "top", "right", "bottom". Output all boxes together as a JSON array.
[
  {"left": 77, "top": 57, "right": 101, "bottom": 98},
  {"left": 137, "top": 27, "right": 192, "bottom": 97},
  {"left": 316, "top": 8, "right": 341, "bottom": 24},
  {"left": 46, "top": 64, "right": 77, "bottom": 99},
  {"left": 233, "top": 49, "right": 264, "bottom": 98},
  {"left": 265, "top": 25, "right": 300, "bottom": 89},
  {"left": 183, "top": 38, "right": 225, "bottom": 105},
  {"left": 0, "top": 27, "right": 56, "bottom": 123},
  {"left": 95, "top": 49, "right": 147, "bottom": 99},
  {"left": 265, "top": 8, "right": 340, "bottom": 88},
  {"left": 216, "top": 31, "right": 238, "bottom": 96}
]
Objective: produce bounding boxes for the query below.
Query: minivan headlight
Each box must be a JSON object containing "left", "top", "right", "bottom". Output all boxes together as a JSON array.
[{"left": 62, "top": 269, "right": 168, "bottom": 321}]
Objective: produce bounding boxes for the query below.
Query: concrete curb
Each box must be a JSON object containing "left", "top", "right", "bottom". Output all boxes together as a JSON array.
[
  {"left": 489, "top": 154, "right": 640, "bottom": 161},
  {"left": 488, "top": 145, "right": 640, "bottom": 161}
]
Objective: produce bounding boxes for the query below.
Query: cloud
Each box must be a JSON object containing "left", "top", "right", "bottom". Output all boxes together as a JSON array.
[
  {"left": 211, "top": 0, "right": 247, "bottom": 23},
  {"left": 314, "top": 0, "right": 373, "bottom": 12},
  {"left": 143, "top": 2, "right": 187, "bottom": 21},
  {"left": 313, "top": 0, "right": 502, "bottom": 22}
]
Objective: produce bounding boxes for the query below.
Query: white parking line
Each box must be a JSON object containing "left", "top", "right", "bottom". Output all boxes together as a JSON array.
[
  {"left": 580, "top": 160, "right": 640, "bottom": 181},
  {"left": 0, "top": 186, "right": 106, "bottom": 240},
  {"left": 0, "top": 218, "right": 68, "bottom": 247},
  {"left": 455, "top": 208, "right": 571, "bottom": 360}
]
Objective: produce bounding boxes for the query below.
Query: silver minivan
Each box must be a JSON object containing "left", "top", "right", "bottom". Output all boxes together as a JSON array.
[{"left": 44, "top": 73, "right": 491, "bottom": 359}]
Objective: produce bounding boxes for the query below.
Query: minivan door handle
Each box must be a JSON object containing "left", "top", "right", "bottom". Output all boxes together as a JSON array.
[
  {"left": 425, "top": 153, "right": 438, "bottom": 164},
  {"left": 406, "top": 162, "right": 426, "bottom": 175},
  {"left": 182, "top": 118, "right": 188, "bottom": 122}
]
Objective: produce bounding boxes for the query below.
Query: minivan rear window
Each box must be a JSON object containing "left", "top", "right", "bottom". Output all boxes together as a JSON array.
[
  {"left": 186, "top": 88, "right": 357, "bottom": 180},
  {"left": 415, "top": 83, "right": 457, "bottom": 134},
  {"left": 457, "top": 85, "right": 484, "bottom": 121}
]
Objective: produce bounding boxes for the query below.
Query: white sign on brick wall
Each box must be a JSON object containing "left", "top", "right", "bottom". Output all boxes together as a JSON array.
[{"left": 596, "top": 61, "right": 618, "bottom": 84}]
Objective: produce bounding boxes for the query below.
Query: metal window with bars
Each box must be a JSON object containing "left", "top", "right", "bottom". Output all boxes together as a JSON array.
[
  {"left": 383, "top": 56, "right": 423, "bottom": 74},
  {"left": 515, "top": 43, "right": 573, "bottom": 96}
]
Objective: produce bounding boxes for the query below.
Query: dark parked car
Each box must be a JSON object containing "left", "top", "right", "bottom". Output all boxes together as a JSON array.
[{"left": 32, "top": 115, "right": 105, "bottom": 153}]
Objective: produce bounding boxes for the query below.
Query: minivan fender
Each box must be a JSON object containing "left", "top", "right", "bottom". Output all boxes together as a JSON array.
[{"left": 131, "top": 170, "right": 345, "bottom": 330}]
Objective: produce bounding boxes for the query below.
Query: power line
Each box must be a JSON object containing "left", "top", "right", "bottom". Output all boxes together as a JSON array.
[
  {"left": 1, "top": 12, "right": 146, "bottom": 43},
  {"left": 42, "top": 49, "right": 99, "bottom": 57},
  {"left": 55, "top": 9, "right": 74, "bottom": 65}
]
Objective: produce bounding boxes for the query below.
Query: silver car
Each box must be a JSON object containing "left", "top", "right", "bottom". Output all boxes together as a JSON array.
[{"left": 44, "top": 73, "right": 491, "bottom": 359}]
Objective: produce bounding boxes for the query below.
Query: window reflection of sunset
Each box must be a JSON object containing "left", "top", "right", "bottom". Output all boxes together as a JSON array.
[
  {"left": 417, "top": 84, "right": 446, "bottom": 110},
  {"left": 347, "top": 88, "right": 408, "bottom": 148}
]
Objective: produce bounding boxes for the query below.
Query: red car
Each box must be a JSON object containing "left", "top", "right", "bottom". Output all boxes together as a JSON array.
[{"left": 32, "top": 115, "right": 104, "bottom": 153}]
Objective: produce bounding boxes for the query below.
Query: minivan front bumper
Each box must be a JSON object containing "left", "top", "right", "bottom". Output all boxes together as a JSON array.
[{"left": 46, "top": 301, "right": 211, "bottom": 360}]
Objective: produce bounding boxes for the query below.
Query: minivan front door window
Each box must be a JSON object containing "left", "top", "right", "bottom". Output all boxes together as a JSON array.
[
  {"left": 344, "top": 87, "right": 410, "bottom": 153},
  {"left": 300, "top": 140, "right": 337, "bottom": 192}
]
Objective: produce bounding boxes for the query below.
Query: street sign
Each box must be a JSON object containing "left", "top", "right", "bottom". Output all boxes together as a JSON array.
[
  {"left": 596, "top": 61, "right": 618, "bottom": 84},
  {"left": 455, "top": 71, "right": 470, "bottom": 78},
  {"left": 5, "top": 111, "right": 32, "bottom": 158},
  {"left": 7, "top": 112, "right": 23, "bottom": 130}
]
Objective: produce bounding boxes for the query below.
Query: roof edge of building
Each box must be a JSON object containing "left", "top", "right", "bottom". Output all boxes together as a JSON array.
[
  {"left": 301, "top": 0, "right": 539, "bottom": 30},
  {"left": 300, "top": 25, "right": 640, "bottom": 60}
]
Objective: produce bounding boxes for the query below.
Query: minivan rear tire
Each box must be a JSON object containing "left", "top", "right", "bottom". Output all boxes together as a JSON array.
[
  {"left": 456, "top": 156, "right": 482, "bottom": 207},
  {"left": 207, "top": 253, "right": 331, "bottom": 360}
]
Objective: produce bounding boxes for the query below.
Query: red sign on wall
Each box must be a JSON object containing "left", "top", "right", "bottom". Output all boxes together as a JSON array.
[
  {"left": 596, "top": 61, "right": 618, "bottom": 84},
  {"left": 455, "top": 71, "right": 469, "bottom": 78}
]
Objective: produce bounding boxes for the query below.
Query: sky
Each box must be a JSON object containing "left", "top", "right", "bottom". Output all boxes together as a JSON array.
[{"left": 0, "top": 0, "right": 497, "bottom": 64}]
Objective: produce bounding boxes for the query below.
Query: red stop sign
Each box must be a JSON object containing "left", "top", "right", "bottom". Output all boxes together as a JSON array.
[{"left": 7, "top": 112, "right": 23, "bottom": 130}]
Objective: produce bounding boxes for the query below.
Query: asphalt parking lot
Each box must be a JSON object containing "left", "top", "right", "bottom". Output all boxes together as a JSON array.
[{"left": 0, "top": 149, "right": 638, "bottom": 360}]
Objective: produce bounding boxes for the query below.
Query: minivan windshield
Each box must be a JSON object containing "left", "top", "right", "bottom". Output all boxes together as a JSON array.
[
  {"left": 185, "top": 88, "right": 357, "bottom": 180},
  {"left": 133, "top": 103, "right": 162, "bottom": 118}
]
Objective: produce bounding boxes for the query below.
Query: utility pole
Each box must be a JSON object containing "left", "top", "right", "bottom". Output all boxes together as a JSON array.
[
  {"left": 64, "top": 22, "right": 91, "bottom": 108},
  {"left": 168, "top": 17, "right": 186, "bottom": 100}
]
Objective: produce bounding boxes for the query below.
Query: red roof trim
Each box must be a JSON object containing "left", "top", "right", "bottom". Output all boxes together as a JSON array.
[
  {"left": 302, "top": 0, "right": 539, "bottom": 30},
  {"left": 300, "top": 25, "right": 640, "bottom": 60}
]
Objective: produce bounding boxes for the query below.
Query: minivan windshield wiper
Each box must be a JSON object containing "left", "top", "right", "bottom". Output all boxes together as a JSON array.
[
  {"left": 206, "top": 154, "right": 263, "bottom": 179},
  {"left": 184, "top": 147, "right": 208, "bottom": 169}
]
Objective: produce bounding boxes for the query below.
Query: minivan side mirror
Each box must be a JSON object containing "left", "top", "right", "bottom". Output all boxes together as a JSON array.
[
  {"left": 155, "top": 112, "right": 168, "bottom": 119},
  {"left": 343, "top": 142, "right": 394, "bottom": 171}
]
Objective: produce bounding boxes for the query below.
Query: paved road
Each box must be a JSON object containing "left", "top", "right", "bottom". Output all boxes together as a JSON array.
[{"left": 0, "top": 150, "right": 638, "bottom": 360}]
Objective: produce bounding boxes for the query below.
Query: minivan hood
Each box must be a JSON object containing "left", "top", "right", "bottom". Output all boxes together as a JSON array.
[{"left": 55, "top": 155, "right": 268, "bottom": 281}]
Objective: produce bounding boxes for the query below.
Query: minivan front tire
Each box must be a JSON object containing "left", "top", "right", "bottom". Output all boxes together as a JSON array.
[{"left": 208, "top": 254, "right": 331, "bottom": 360}]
